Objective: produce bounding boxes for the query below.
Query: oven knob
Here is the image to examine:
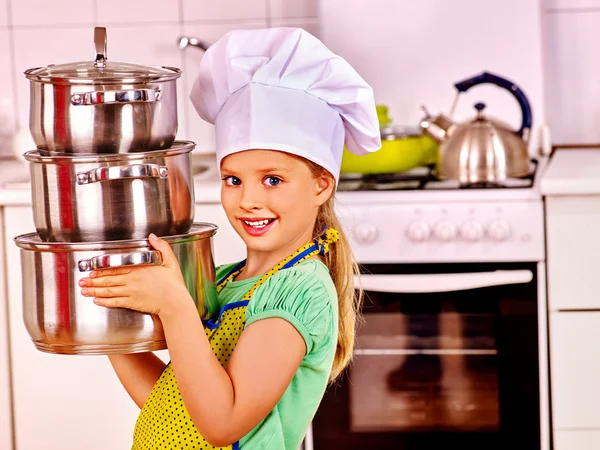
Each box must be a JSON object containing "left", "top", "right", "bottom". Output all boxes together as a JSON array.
[
  {"left": 487, "top": 220, "right": 511, "bottom": 241},
  {"left": 353, "top": 223, "right": 378, "bottom": 244},
  {"left": 407, "top": 222, "right": 431, "bottom": 242},
  {"left": 460, "top": 221, "right": 484, "bottom": 241},
  {"left": 433, "top": 221, "right": 457, "bottom": 241}
]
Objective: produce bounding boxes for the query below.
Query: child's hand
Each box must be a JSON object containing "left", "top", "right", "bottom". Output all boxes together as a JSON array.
[{"left": 79, "top": 234, "right": 192, "bottom": 317}]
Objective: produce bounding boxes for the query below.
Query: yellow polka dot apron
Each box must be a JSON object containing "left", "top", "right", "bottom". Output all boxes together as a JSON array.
[{"left": 131, "top": 228, "right": 339, "bottom": 450}]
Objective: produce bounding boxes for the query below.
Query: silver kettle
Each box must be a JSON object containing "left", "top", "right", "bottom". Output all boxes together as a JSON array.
[{"left": 420, "top": 71, "right": 533, "bottom": 185}]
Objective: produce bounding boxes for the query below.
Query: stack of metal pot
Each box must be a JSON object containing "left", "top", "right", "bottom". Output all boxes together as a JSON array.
[{"left": 13, "top": 27, "right": 218, "bottom": 356}]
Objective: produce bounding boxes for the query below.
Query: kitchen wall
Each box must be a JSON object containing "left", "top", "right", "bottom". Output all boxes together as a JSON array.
[
  {"left": 318, "top": 0, "right": 548, "bottom": 157},
  {"left": 0, "top": 0, "right": 318, "bottom": 156},
  {"left": 542, "top": 0, "right": 600, "bottom": 144},
  {"left": 0, "top": 0, "right": 598, "bottom": 154}
]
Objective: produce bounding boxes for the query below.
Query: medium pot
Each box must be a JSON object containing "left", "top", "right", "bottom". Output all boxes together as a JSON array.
[
  {"left": 340, "top": 105, "right": 439, "bottom": 175},
  {"left": 25, "top": 140, "right": 196, "bottom": 242},
  {"left": 25, "top": 27, "right": 181, "bottom": 154},
  {"left": 14, "top": 223, "right": 219, "bottom": 355}
]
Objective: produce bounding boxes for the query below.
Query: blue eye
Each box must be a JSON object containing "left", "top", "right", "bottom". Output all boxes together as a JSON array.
[
  {"left": 264, "top": 176, "right": 281, "bottom": 187},
  {"left": 222, "top": 176, "right": 241, "bottom": 186}
]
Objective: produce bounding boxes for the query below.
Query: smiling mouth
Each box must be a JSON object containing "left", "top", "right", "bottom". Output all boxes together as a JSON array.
[{"left": 242, "top": 218, "right": 275, "bottom": 229}]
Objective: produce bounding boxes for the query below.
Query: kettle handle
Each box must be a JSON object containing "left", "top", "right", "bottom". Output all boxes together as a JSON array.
[{"left": 453, "top": 71, "right": 532, "bottom": 138}]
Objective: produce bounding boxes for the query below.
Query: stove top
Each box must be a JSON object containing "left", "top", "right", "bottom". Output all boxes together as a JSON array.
[
  {"left": 334, "top": 157, "right": 548, "bottom": 263},
  {"left": 338, "top": 159, "right": 538, "bottom": 192}
]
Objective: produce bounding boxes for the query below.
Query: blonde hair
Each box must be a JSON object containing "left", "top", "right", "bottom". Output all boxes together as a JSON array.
[{"left": 305, "top": 160, "right": 363, "bottom": 383}]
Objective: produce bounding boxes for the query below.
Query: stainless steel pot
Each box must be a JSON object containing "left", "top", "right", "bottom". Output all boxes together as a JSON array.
[
  {"left": 25, "top": 140, "right": 196, "bottom": 242},
  {"left": 25, "top": 27, "right": 181, "bottom": 154},
  {"left": 14, "top": 223, "right": 218, "bottom": 355}
]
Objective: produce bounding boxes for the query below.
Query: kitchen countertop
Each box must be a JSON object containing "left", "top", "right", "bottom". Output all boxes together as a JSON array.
[{"left": 540, "top": 148, "right": 600, "bottom": 195}]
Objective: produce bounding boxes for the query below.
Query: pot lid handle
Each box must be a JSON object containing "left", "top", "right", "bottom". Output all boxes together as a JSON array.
[{"left": 94, "top": 26, "right": 107, "bottom": 69}]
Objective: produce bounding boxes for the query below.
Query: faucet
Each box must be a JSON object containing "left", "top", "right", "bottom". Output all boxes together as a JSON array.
[{"left": 178, "top": 36, "right": 210, "bottom": 52}]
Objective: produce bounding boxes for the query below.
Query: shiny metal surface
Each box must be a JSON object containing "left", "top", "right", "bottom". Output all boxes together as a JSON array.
[
  {"left": 94, "top": 26, "right": 107, "bottom": 69},
  {"left": 25, "top": 26, "right": 181, "bottom": 153},
  {"left": 70, "top": 88, "right": 162, "bottom": 106},
  {"left": 25, "top": 141, "right": 196, "bottom": 242},
  {"left": 422, "top": 105, "right": 531, "bottom": 184},
  {"left": 438, "top": 108, "right": 531, "bottom": 184},
  {"left": 14, "top": 223, "right": 218, "bottom": 355},
  {"left": 77, "top": 249, "right": 162, "bottom": 272},
  {"left": 419, "top": 111, "right": 453, "bottom": 142},
  {"left": 75, "top": 163, "right": 169, "bottom": 185},
  {"left": 178, "top": 36, "right": 210, "bottom": 51},
  {"left": 420, "top": 71, "right": 533, "bottom": 185},
  {"left": 27, "top": 78, "right": 179, "bottom": 153}
]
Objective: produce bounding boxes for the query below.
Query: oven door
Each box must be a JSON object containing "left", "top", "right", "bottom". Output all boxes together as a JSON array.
[{"left": 311, "top": 262, "right": 541, "bottom": 450}]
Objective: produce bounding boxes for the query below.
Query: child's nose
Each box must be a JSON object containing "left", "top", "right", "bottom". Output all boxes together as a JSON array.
[{"left": 239, "top": 185, "right": 263, "bottom": 210}]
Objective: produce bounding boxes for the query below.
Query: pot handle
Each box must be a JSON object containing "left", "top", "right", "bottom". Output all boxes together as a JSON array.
[
  {"left": 94, "top": 27, "right": 107, "bottom": 69},
  {"left": 453, "top": 71, "right": 532, "bottom": 138},
  {"left": 78, "top": 250, "right": 162, "bottom": 272},
  {"left": 76, "top": 163, "right": 169, "bottom": 185},
  {"left": 71, "top": 89, "right": 162, "bottom": 106}
]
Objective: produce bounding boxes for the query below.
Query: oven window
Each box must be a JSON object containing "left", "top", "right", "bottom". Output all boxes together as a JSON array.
[
  {"left": 350, "top": 311, "right": 498, "bottom": 432},
  {"left": 312, "top": 263, "right": 541, "bottom": 450}
]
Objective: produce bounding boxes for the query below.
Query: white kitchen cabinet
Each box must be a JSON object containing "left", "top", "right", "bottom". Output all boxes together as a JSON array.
[
  {"left": 545, "top": 195, "right": 600, "bottom": 310},
  {"left": 542, "top": 150, "right": 600, "bottom": 448},
  {"left": 0, "top": 209, "right": 13, "bottom": 450},
  {"left": 545, "top": 0, "right": 600, "bottom": 8},
  {"left": 554, "top": 430, "right": 600, "bottom": 450},
  {"left": 4, "top": 206, "right": 141, "bottom": 450},
  {"left": 195, "top": 203, "right": 246, "bottom": 267},
  {"left": 549, "top": 312, "right": 600, "bottom": 429}
]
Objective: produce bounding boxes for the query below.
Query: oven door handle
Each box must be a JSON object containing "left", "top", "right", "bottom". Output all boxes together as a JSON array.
[{"left": 355, "top": 270, "right": 533, "bottom": 293}]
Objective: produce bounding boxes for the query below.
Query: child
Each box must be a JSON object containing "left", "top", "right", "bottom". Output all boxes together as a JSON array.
[{"left": 79, "top": 27, "right": 381, "bottom": 449}]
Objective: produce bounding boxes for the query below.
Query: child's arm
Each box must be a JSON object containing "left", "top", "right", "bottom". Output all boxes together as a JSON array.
[
  {"left": 107, "top": 353, "right": 167, "bottom": 408},
  {"left": 80, "top": 238, "right": 308, "bottom": 446},
  {"left": 161, "top": 300, "right": 306, "bottom": 447}
]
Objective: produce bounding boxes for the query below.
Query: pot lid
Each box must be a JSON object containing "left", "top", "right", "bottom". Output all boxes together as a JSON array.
[
  {"left": 380, "top": 125, "right": 421, "bottom": 140},
  {"left": 377, "top": 105, "right": 421, "bottom": 140},
  {"left": 24, "top": 27, "right": 181, "bottom": 84}
]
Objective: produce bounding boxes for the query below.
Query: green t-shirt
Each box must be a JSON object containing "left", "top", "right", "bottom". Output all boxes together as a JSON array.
[{"left": 214, "top": 259, "right": 338, "bottom": 450}]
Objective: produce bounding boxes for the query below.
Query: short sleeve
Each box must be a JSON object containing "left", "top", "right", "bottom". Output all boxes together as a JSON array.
[{"left": 244, "top": 262, "right": 338, "bottom": 358}]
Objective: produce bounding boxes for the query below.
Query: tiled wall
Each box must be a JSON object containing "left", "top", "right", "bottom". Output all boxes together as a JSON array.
[
  {"left": 2, "top": 0, "right": 600, "bottom": 152},
  {"left": 0, "top": 0, "right": 318, "bottom": 155},
  {"left": 543, "top": 0, "right": 600, "bottom": 144}
]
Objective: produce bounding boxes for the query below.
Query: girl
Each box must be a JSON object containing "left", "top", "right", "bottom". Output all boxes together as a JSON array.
[{"left": 79, "top": 27, "right": 381, "bottom": 449}]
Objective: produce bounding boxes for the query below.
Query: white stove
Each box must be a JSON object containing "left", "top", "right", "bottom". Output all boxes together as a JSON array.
[
  {"left": 336, "top": 157, "right": 548, "bottom": 265},
  {"left": 317, "top": 156, "right": 551, "bottom": 450}
]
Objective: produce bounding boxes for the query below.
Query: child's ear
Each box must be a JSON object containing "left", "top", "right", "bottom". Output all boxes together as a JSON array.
[{"left": 315, "top": 173, "right": 335, "bottom": 205}]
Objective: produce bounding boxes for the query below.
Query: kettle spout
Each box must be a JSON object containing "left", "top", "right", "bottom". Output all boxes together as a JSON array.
[{"left": 419, "top": 107, "right": 454, "bottom": 142}]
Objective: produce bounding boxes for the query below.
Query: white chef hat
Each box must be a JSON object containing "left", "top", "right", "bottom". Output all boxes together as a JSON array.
[{"left": 189, "top": 27, "right": 381, "bottom": 181}]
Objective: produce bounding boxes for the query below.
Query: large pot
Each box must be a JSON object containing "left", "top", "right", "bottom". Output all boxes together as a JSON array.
[
  {"left": 25, "top": 27, "right": 181, "bottom": 154},
  {"left": 25, "top": 140, "right": 196, "bottom": 242},
  {"left": 14, "top": 223, "right": 218, "bottom": 355}
]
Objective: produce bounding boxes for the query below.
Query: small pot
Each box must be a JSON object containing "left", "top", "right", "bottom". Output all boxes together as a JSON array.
[
  {"left": 25, "top": 140, "right": 196, "bottom": 242},
  {"left": 14, "top": 223, "right": 219, "bottom": 355},
  {"left": 25, "top": 27, "right": 181, "bottom": 154}
]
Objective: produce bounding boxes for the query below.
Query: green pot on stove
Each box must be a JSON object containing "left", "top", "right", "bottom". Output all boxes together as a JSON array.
[{"left": 340, "top": 105, "right": 439, "bottom": 175}]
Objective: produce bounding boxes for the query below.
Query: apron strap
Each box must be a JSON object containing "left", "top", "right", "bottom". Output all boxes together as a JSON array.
[
  {"left": 216, "top": 260, "right": 246, "bottom": 292},
  {"left": 218, "top": 227, "right": 340, "bottom": 299}
]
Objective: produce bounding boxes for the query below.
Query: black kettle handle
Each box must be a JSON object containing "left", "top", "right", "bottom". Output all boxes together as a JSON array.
[{"left": 454, "top": 71, "right": 532, "bottom": 137}]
